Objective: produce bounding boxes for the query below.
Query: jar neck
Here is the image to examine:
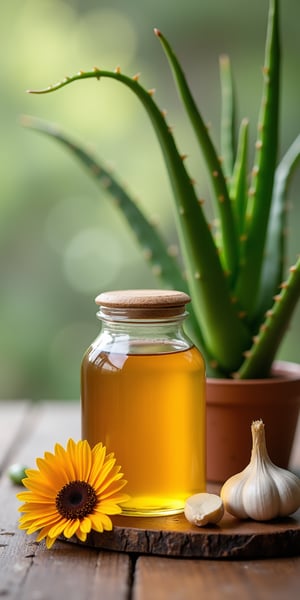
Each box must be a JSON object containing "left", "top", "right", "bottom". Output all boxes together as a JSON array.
[{"left": 95, "top": 312, "right": 193, "bottom": 355}]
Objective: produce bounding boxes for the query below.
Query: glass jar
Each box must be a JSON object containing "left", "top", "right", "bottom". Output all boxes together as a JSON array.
[{"left": 81, "top": 289, "right": 206, "bottom": 516}]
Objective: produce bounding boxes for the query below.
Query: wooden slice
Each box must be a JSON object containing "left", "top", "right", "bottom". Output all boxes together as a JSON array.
[{"left": 65, "top": 508, "right": 300, "bottom": 559}]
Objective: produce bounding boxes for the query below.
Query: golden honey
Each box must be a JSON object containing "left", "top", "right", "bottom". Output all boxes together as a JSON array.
[{"left": 81, "top": 289, "right": 206, "bottom": 516}]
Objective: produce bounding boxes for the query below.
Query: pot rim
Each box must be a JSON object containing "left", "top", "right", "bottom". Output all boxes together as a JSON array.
[{"left": 206, "top": 360, "right": 300, "bottom": 386}]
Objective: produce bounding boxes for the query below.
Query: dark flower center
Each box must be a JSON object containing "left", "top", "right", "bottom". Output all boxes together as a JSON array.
[{"left": 56, "top": 480, "right": 97, "bottom": 519}]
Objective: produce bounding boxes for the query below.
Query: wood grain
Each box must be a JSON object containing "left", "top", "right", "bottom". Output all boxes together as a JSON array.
[
  {"left": 0, "top": 401, "right": 131, "bottom": 600},
  {"left": 133, "top": 555, "right": 300, "bottom": 600},
  {"left": 0, "top": 400, "right": 299, "bottom": 600}
]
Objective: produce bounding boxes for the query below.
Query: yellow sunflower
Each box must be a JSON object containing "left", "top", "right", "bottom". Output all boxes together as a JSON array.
[{"left": 17, "top": 438, "right": 129, "bottom": 549}]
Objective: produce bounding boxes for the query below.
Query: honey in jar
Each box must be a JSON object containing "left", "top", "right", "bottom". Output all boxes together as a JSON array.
[{"left": 81, "top": 289, "right": 206, "bottom": 516}]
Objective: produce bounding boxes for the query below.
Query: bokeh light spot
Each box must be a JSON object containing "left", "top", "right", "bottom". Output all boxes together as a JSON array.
[{"left": 63, "top": 227, "right": 123, "bottom": 293}]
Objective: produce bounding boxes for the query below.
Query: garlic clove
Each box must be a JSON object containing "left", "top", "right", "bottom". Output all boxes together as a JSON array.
[
  {"left": 184, "top": 493, "right": 224, "bottom": 526},
  {"left": 241, "top": 469, "right": 280, "bottom": 521},
  {"left": 270, "top": 466, "right": 300, "bottom": 517},
  {"left": 220, "top": 468, "right": 251, "bottom": 519},
  {"left": 221, "top": 419, "right": 300, "bottom": 521}
]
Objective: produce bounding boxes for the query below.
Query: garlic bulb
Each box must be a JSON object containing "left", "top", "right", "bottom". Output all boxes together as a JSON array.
[
  {"left": 184, "top": 493, "right": 224, "bottom": 526},
  {"left": 220, "top": 419, "right": 300, "bottom": 521}
]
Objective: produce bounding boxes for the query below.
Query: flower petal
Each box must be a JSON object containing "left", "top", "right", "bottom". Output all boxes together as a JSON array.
[
  {"left": 88, "top": 444, "right": 106, "bottom": 487},
  {"left": 95, "top": 503, "right": 123, "bottom": 516},
  {"left": 48, "top": 519, "right": 69, "bottom": 539},
  {"left": 46, "top": 536, "right": 57, "bottom": 549},
  {"left": 97, "top": 478, "right": 128, "bottom": 500},
  {"left": 93, "top": 457, "right": 117, "bottom": 489},
  {"left": 16, "top": 437, "right": 127, "bottom": 550},
  {"left": 54, "top": 442, "right": 77, "bottom": 481},
  {"left": 79, "top": 517, "right": 92, "bottom": 534},
  {"left": 63, "top": 519, "right": 80, "bottom": 539},
  {"left": 76, "top": 529, "right": 87, "bottom": 542},
  {"left": 89, "top": 512, "right": 113, "bottom": 532}
]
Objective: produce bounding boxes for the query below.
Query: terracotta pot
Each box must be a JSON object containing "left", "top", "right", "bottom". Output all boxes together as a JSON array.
[{"left": 206, "top": 361, "right": 300, "bottom": 483}]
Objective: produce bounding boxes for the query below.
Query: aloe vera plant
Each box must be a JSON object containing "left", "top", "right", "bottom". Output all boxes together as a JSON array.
[{"left": 26, "top": 0, "right": 300, "bottom": 378}]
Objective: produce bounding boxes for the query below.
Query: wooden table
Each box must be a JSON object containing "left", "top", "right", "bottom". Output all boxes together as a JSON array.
[{"left": 0, "top": 400, "right": 299, "bottom": 600}]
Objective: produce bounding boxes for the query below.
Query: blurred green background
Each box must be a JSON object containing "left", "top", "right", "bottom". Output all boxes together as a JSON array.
[{"left": 0, "top": 0, "right": 299, "bottom": 400}]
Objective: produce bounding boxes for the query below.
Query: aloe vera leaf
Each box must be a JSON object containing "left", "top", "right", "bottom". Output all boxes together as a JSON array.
[
  {"left": 235, "top": 0, "right": 280, "bottom": 315},
  {"left": 236, "top": 257, "right": 300, "bottom": 378},
  {"left": 230, "top": 118, "right": 249, "bottom": 236},
  {"left": 28, "top": 70, "right": 251, "bottom": 372},
  {"left": 154, "top": 29, "right": 239, "bottom": 281},
  {"left": 22, "top": 117, "right": 187, "bottom": 291},
  {"left": 23, "top": 115, "right": 215, "bottom": 364},
  {"left": 219, "top": 54, "right": 236, "bottom": 179},
  {"left": 255, "top": 134, "right": 300, "bottom": 321}
]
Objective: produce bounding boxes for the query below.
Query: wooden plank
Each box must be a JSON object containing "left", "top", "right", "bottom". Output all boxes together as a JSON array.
[
  {"left": 0, "top": 400, "right": 31, "bottom": 472},
  {"left": 133, "top": 555, "right": 300, "bottom": 600},
  {"left": 0, "top": 529, "right": 132, "bottom": 600},
  {"left": 0, "top": 401, "right": 131, "bottom": 600},
  {"left": 1, "top": 401, "right": 299, "bottom": 600}
]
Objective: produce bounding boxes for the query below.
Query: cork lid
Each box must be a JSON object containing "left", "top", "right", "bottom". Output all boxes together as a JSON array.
[{"left": 95, "top": 289, "right": 191, "bottom": 320}]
